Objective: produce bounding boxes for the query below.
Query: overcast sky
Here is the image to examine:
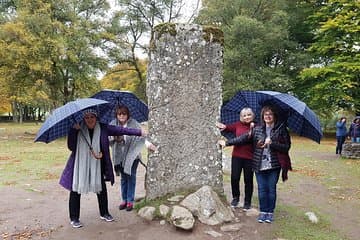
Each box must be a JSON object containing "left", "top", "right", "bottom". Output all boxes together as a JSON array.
[{"left": 104, "top": 0, "right": 202, "bottom": 60}]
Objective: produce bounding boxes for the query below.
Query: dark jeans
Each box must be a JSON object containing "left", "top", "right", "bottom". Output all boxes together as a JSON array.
[
  {"left": 255, "top": 168, "right": 280, "bottom": 213},
  {"left": 69, "top": 176, "right": 109, "bottom": 221},
  {"left": 336, "top": 136, "right": 346, "bottom": 154},
  {"left": 231, "top": 156, "right": 254, "bottom": 206},
  {"left": 120, "top": 159, "right": 139, "bottom": 204}
]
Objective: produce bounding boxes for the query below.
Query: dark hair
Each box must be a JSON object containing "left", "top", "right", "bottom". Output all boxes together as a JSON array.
[
  {"left": 339, "top": 117, "right": 346, "bottom": 121},
  {"left": 260, "top": 105, "right": 278, "bottom": 125},
  {"left": 115, "top": 105, "right": 130, "bottom": 118}
]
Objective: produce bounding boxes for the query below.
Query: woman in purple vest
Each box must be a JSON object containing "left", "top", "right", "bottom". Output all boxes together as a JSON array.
[{"left": 59, "top": 108, "right": 145, "bottom": 228}]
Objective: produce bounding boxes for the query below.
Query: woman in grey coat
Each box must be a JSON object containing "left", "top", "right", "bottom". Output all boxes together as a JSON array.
[{"left": 110, "top": 105, "right": 156, "bottom": 211}]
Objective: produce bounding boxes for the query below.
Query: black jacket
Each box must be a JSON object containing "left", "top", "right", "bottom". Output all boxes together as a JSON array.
[{"left": 226, "top": 124, "right": 291, "bottom": 172}]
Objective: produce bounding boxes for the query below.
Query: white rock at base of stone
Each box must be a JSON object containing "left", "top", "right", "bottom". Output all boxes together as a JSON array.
[
  {"left": 138, "top": 206, "right": 156, "bottom": 221},
  {"left": 170, "top": 205, "right": 195, "bottom": 230}
]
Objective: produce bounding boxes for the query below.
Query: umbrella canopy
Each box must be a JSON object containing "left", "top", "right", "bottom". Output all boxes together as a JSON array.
[
  {"left": 91, "top": 90, "right": 148, "bottom": 123},
  {"left": 34, "top": 98, "right": 109, "bottom": 143},
  {"left": 221, "top": 90, "right": 323, "bottom": 143}
]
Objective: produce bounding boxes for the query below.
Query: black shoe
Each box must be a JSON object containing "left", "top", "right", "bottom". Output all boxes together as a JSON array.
[
  {"left": 230, "top": 198, "right": 239, "bottom": 207},
  {"left": 119, "top": 202, "right": 127, "bottom": 210},
  {"left": 70, "top": 219, "right": 83, "bottom": 228},
  {"left": 243, "top": 204, "right": 251, "bottom": 211},
  {"left": 100, "top": 213, "right": 114, "bottom": 222}
]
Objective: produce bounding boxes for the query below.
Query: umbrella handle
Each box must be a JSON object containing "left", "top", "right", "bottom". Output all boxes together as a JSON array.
[
  {"left": 91, "top": 149, "right": 103, "bottom": 160},
  {"left": 78, "top": 129, "right": 102, "bottom": 159}
]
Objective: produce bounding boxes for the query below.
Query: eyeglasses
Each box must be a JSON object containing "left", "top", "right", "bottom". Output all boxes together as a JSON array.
[
  {"left": 117, "top": 112, "right": 128, "bottom": 115},
  {"left": 84, "top": 115, "right": 96, "bottom": 119}
]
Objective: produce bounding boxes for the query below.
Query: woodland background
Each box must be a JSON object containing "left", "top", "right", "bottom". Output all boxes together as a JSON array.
[{"left": 0, "top": 0, "right": 359, "bottom": 131}]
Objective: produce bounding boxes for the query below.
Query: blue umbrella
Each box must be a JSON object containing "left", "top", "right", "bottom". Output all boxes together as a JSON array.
[
  {"left": 34, "top": 98, "right": 109, "bottom": 143},
  {"left": 221, "top": 90, "right": 323, "bottom": 143},
  {"left": 91, "top": 89, "right": 148, "bottom": 123}
]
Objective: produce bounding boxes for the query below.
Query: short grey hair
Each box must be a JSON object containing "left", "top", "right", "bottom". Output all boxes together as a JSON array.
[{"left": 239, "top": 107, "right": 255, "bottom": 122}]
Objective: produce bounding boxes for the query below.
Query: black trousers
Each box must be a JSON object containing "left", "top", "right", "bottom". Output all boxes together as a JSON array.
[
  {"left": 231, "top": 156, "right": 254, "bottom": 206},
  {"left": 336, "top": 136, "right": 346, "bottom": 154},
  {"left": 69, "top": 176, "right": 109, "bottom": 221}
]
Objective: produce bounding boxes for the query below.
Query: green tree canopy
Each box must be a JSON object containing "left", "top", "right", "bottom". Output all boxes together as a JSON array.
[
  {"left": 297, "top": 0, "right": 360, "bottom": 115},
  {"left": 196, "top": 0, "right": 312, "bottom": 101},
  {"left": 0, "top": 0, "right": 115, "bottom": 120}
]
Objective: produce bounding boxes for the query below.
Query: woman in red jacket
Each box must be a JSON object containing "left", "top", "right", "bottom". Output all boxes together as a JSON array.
[
  {"left": 216, "top": 107, "right": 255, "bottom": 210},
  {"left": 219, "top": 105, "right": 292, "bottom": 223}
]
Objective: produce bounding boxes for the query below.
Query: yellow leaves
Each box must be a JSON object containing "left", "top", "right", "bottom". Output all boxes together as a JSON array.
[
  {"left": 99, "top": 31, "right": 116, "bottom": 41},
  {"left": 100, "top": 60, "right": 147, "bottom": 91},
  {"left": 320, "top": 18, "right": 337, "bottom": 32},
  {"left": 9, "top": 95, "right": 32, "bottom": 105},
  {"left": 0, "top": 98, "right": 11, "bottom": 113}
]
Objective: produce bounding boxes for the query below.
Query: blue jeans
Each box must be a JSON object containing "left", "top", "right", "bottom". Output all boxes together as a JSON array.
[
  {"left": 120, "top": 159, "right": 139, "bottom": 203},
  {"left": 255, "top": 168, "right": 280, "bottom": 213},
  {"left": 351, "top": 137, "right": 360, "bottom": 143}
]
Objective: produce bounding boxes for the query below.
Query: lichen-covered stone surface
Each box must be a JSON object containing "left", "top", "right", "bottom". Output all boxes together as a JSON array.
[{"left": 146, "top": 23, "right": 224, "bottom": 199}]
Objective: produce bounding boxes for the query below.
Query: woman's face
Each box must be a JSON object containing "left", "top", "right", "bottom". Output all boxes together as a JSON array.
[
  {"left": 241, "top": 111, "right": 254, "bottom": 124},
  {"left": 263, "top": 110, "right": 275, "bottom": 125},
  {"left": 117, "top": 110, "right": 129, "bottom": 125},
  {"left": 84, "top": 113, "right": 97, "bottom": 129}
]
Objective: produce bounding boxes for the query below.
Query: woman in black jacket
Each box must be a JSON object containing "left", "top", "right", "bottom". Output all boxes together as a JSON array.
[{"left": 219, "top": 105, "right": 291, "bottom": 223}]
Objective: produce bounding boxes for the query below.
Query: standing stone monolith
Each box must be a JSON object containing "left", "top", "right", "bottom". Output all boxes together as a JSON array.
[{"left": 146, "top": 23, "right": 224, "bottom": 199}]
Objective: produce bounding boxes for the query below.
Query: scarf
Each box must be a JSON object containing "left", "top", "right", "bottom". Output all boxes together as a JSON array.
[
  {"left": 110, "top": 118, "right": 145, "bottom": 175},
  {"left": 72, "top": 122, "right": 102, "bottom": 194}
]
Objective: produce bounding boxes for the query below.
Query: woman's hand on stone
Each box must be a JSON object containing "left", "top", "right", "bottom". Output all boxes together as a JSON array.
[
  {"left": 148, "top": 143, "right": 158, "bottom": 152},
  {"left": 218, "top": 139, "right": 226, "bottom": 147},
  {"left": 216, "top": 122, "right": 226, "bottom": 131}
]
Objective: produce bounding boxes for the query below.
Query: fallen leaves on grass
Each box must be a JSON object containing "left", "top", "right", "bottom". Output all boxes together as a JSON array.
[
  {"left": 0, "top": 156, "right": 13, "bottom": 161},
  {"left": 43, "top": 172, "right": 58, "bottom": 180},
  {"left": 345, "top": 160, "right": 360, "bottom": 165},
  {"left": 3, "top": 181, "right": 17, "bottom": 186},
  {"left": 0, "top": 156, "right": 18, "bottom": 165},
  {"left": 292, "top": 167, "right": 323, "bottom": 178},
  {"left": 328, "top": 185, "right": 360, "bottom": 202}
]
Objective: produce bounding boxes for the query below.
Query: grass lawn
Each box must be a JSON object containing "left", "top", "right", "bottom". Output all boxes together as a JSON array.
[
  {"left": 0, "top": 122, "right": 67, "bottom": 186},
  {"left": 272, "top": 137, "right": 359, "bottom": 240}
]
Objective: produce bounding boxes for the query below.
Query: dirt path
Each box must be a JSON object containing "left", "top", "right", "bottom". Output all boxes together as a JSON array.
[
  {"left": 1, "top": 154, "right": 359, "bottom": 240},
  {"left": 1, "top": 166, "right": 272, "bottom": 240},
  {"left": 278, "top": 151, "right": 360, "bottom": 240}
]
